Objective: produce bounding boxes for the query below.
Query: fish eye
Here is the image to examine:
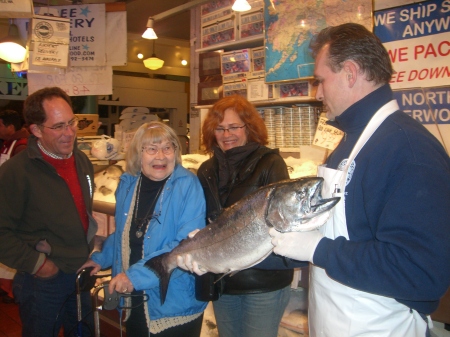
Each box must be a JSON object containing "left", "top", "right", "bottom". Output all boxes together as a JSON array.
[{"left": 296, "top": 190, "right": 306, "bottom": 199}]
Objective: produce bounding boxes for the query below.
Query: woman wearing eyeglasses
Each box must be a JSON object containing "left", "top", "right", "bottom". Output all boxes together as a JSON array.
[
  {"left": 80, "top": 121, "right": 207, "bottom": 337},
  {"left": 182, "top": 95, "right": 293, "bottom": 337}
]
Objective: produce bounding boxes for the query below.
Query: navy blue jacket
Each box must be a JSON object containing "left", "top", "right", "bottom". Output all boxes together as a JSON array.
[{"left": 314, "top": 84, "right": 450, "bottom": 314}]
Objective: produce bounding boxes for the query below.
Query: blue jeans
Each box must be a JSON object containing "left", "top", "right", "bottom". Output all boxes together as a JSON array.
[
  {"left": 13, "top": 270, "right": 93, "bottom": 337},
  {"left": 212, "top": 285, "right": 291, "bottom": 337}
]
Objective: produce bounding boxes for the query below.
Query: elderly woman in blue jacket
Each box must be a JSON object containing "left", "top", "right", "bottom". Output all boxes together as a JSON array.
[{"left": 80, "top": 121, "right": 207, "bottom": 337}]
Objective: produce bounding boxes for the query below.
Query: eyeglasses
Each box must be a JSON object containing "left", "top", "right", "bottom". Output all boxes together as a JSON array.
[
  {"left": 39, "top": 117, "right": 79, "bottom": 132},
  {"left": 214, "top": 124, "right": 246, "bottom": 134},
  {"left": 142, "top": 144, "right": 176, "bottom": 155}
]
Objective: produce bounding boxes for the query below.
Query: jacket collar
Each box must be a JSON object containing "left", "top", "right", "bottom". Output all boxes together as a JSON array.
[{"left": 328, "top": 84, "right": 393, "bottom": 134}]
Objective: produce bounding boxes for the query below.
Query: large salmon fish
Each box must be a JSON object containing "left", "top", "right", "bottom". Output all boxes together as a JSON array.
[{"left": 145, "top": 177, "right": 339, "bottom": 304}]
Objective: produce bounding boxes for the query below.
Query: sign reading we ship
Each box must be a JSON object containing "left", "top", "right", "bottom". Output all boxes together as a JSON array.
[
  {"left": 57, "top": 4, "right": 106, "bottom": 66},
  {"left": 374, "top": 0, "right": 450, "bottom": 89}
]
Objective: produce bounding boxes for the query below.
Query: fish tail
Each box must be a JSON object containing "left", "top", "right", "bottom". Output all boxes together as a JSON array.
[{"left": 144, "top": 253, "right": 172, "bottom": 305}]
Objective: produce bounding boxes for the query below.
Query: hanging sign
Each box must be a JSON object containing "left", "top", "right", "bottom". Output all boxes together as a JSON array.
[
  {"left": 374, "top": 0, "right": 450, "bottom": 89},
  {"left": 313, "top": 115, "right": 344, "bottom": 150},
  {"left": 56, "top": 4, "right": 106, "bottom": 66},
  {"left": 27, "top": 65, "right": 112, "bottom": 96},
  {"left": 30, "top": 15, "right": 71, "bottom": 68}
]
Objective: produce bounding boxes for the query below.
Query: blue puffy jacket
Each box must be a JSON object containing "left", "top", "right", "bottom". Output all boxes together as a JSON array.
[{"left": 91, "top": 164, "right": 207, "bottom": 319}]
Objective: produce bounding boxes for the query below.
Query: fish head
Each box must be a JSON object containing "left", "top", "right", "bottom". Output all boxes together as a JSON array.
[{"left": 266, "top": 177, "right": 340, "bottom": 232}]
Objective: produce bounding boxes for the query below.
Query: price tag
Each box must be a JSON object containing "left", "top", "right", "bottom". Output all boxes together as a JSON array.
[{"left": 313, "top": 116, "right": 344, "bottom": 150}]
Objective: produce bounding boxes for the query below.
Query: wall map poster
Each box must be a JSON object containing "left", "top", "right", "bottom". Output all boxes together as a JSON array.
[{"left": 263, "top": 0, "right": 373, "bottom": 83}]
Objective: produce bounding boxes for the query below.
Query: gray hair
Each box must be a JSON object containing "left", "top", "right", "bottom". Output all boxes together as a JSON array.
[{"left": 125, "top": 121, "right": 182, "bottom": 176}]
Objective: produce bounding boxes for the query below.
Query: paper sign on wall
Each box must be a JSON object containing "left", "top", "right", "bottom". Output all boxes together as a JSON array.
[
  {"left": 313, "top": 116, "right": 344, "bottom": 150},
  {"left": 30, "top": 15, "right": 71, "bottom": 68},
  {"left": 27, "top": 65, "right": 112, "bottom": 96}
]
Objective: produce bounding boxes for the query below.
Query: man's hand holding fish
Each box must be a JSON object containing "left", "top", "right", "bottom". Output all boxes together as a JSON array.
[{"left": 269, "top": 210, "right": 329, "bottom": 262}]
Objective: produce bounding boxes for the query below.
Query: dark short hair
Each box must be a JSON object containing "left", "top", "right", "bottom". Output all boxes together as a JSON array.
[
  {"left": 309, "top": 23, "right": 393, "bottom": 85},
  {"left": 23, "top": 87, "right": 72, "bottom": 125},
  {"left": 202, "top": 95, "right": 267, "bottom": 153},
  {"left": 0, "top": 110, "right": 23, "bottom": 131}
]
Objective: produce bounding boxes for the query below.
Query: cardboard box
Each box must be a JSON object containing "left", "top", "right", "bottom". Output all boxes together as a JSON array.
[
  {"left": 223, "top": 72, "right": 248, "bottom": 83},
  {"left": 221, "top": 49, "right": 250, "bottom": 75},
  {"left": 239, "top": 8, "right": 264, "bottom": 40},
  {"left": 201, "top": 7, "right": 233, "bottom": 26},
  {"left": 249, "top": 46, "right": 265, "bottom": 79},
  {"left": 201, "top": 15, "right": 236, "bottom": 49},
  {"left": 274, "top": 80, "right": 311, "bottom": 99},
  {"left": 76, "top": 114, "right": 99, "bottom": 136},
  {"left": 223, "top": 81, "right": 247, "bottom": 98},
  {"left": 247, "top": 79, "right": 274, "bottom": 102},
  {"left": 201, "top": 0, "right": 233, "bottom": 17},
  {"left": 199, "top": 51, "right": 222, "bottom": 77},
  {"left": 198, "top": 80, "right": 223, "bottom": 105}
]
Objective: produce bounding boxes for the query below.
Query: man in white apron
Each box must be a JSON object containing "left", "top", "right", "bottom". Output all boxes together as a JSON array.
[{"left": 270, "top": 23, "right": 450, "bottom": 337}]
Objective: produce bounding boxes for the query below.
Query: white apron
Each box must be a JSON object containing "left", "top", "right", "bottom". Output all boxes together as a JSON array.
[
  {"left": 310, "top": 100, "right": 429, "bottom": 336},
  {"left": 0, "top": 140, "right": 17, "bottom": 166}
]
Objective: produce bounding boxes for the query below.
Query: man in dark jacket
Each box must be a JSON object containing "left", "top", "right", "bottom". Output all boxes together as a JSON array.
[
  {"left": 0, "top": 87, "right": 103, "bottom": 337},
  {"left": 270, "top": 23, "right": 450, "bottom": 337}
]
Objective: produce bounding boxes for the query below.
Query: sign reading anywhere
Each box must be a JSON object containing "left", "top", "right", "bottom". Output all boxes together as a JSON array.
[
  {"left": 374, "top": 0, "right": 450, "bottom": 89},
  {"left": 31, "top": 15, "right": 70, "bottom": 68}
]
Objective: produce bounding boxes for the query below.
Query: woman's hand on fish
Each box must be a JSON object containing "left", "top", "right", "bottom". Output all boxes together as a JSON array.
[
  {"left": 176, "top": 254, "right": 208, "bottom": 275},
  {"left": 188, "top": 228, "right": 201, "bottom": 238},
  {"left": 269, "top": 228, "right": 324, "bottom": 263}
]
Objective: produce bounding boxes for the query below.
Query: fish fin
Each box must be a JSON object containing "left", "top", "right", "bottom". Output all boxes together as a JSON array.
[
  {"left": 144, "top": 253, "right": 172, "bottom": 305},
  {"left": 214, "top": 270, "right": 239, "bottom": 283}
]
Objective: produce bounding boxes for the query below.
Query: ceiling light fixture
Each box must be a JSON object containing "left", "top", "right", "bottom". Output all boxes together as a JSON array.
[
  {"left": 232, "top": 0, "right": 252, "bottom": 12},
  {"left": 142, "top": 18, "right": 158, "bottom": 39},
  {"left": 181, "top": 59, "right": 188, "bottom": 66},
  {"left": 0, "top": 22, "right": 27, "bottom": 63},
  {"left": 137, "top": 53, "right": 144, "bottom": 59},
  {"left": 142, "top": 0, "right": 212, "bottom": 40},
  {"left": 143, "top": 40, "right": 164, "bottom": 70}
]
